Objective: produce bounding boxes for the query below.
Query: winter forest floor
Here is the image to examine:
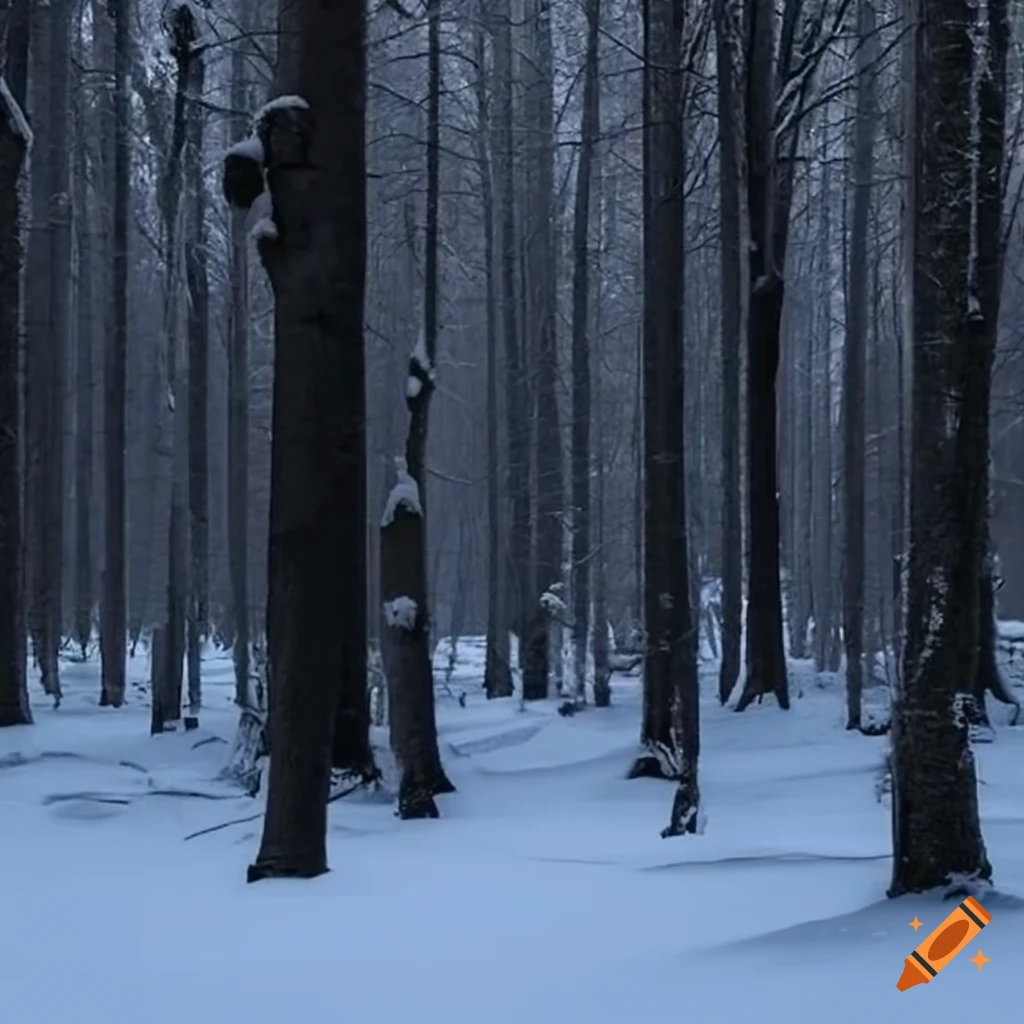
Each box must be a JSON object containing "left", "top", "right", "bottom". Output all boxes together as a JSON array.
[{"left": 2, "top": 643, "right": 1023, "bottom": 1023}]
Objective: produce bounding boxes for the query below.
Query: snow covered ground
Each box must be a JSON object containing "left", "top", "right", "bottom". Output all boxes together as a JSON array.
[{"left": 2, "top": 644, "right": 1022, "bottom": 1023}]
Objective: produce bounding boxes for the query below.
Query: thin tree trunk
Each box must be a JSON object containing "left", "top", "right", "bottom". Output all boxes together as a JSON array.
[
  {"left": 73, "top": 45, "right": 94, "bottom": 661},
  {"left": 100, "top": 0, "right": 130, "bottom": 708},
  {"left": 227, "top": 19, "right": 250, "bottom": 708},
  {"left": 736, "top": 0, "right": 788, "bottom": 712},
  {"left": 842, "top": 0, "right": 877, "bottom": 731},
  {"left": 476, "top": 11, "right": 513, "bottom": 701},
  {"left": 0, "top": 0, "right": 31, "bottom": 727},
  {"left": 522, "top": 0, "right": 561, "bottom": 702},
  {"left": 570, "top": 0, "right": 600, "bottom": 702},
  {"left": 713, "top": 0, "right": 743, "bottom": 705},
  {"left": 184, "top": 42, "right": 208, "bottom": 721}
]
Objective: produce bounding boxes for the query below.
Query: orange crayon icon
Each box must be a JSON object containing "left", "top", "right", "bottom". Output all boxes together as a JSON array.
[{"left": 896, "top": 896, "right": 992, "bottom": 991}]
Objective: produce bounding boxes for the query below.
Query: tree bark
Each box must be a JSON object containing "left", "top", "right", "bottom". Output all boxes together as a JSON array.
[
  {"left": 713, "top": 0, "right": 743, "bottom": 705},
  {"left": 185, "top": 45, "right": 209, "bottom": 720},
  {"left": 889, "top": 0, "right": 993, "bottom": 896},
  {"left": 735, "top": 0, "right": 788, "bottom": 712},
  {"left": 492, "top": 1, "right": 530, "bottom": 674},
  {"left": 842, "top": 0, "right": 877, "bottom": 731},
  {"left": 970, "top": 0, "right": 1017, "bottom": 728},
  {"left": 521, "top": 0, "right": 562, "bottom": 702},
  {"left": 73, "top": 45, "right": 94, "bottom": 662},
  {"left": 0, "top": 0, "right": 31, "bottom": 727},
  {"left": 224, "top": 0, "right": 369, "bottom": 882},
  {"left": 475, "top": 11, "right": 513, "bottom": 701},
  {"left": 100, "top": 0, "right": 130, "bottom": 708},
  {"left": 227, "top": 19, "right": 250, "bottom": 708},
  {"left": 570, "top": 0, "right": 600, "bottom": 703}
]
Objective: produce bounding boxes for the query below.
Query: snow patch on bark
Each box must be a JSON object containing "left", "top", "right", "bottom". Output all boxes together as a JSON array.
[
  {"left": 383, "top": 596, "right": 418, "bottom": 631},
  {"left": 251, "top": 216, "right": 278, "bottom": 241},
  {"left": 412, "top": 328, "right": 434, "bottom": 379},
  {"left": 406, "top": 375, "right": 422, "bottom": 399},
  {"left": 381, "top": 457, "right": 422, "bottom": 526},
  {"left": 258, "top": 94, "right": 310, "bottom": 118},
  {"left": 225, "top": 134, "right": 263, "bottom": 164}
]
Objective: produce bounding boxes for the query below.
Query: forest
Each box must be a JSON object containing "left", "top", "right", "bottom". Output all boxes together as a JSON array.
[{"left": 1, "top": 0, "right": 1023, "bottom": 1018}]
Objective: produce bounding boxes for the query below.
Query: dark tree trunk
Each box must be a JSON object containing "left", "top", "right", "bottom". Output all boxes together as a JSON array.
[
  {"left": 0, "top": 0, "right": 31, "bottom": 727},
  {"left": 570, "top": 0, "right": 600, "bottom": 703},
  {"left": 475, "top": 11, "right": 513, "bottom": 701},
  {"left": 638, "top": 0, "right": 700, "bottom": 829},
  {"left": 736, "top": 0, "right": 788, "bottom": 712},
  {"left": 842, "top": 0, "right": 877, "bottom": 732},
  {"left": 970, "top": 0, "right": 1017, "bottom": 728},
  {"left": 73, "top": 53, "right": 94, "bottom": 662},
  {"left": 889, "top": 0, "right": 996, "bottom": 896},
  {"left": 227, "top": 28, "right": 250, "bottom": 708},
  {"left": 152, "top": 4, "right": 197, "bottom": 734},
  {"left": 100, "top": 0, "right": 129, "bottom": 708},
  {"left": 381, "top": 0, "right": 453, "bottom": 809},
  {"left": 521, "top": 0, "right": 561, "bottom": 703},
  {"left": 185, "top": 47, "right": 209, "bottom": 720},
  {"left": 713, "top": 0, "right": 743, "bottom": 706},
  {"left": 223, "top": 0, "right": 369, "bottom": 882}
]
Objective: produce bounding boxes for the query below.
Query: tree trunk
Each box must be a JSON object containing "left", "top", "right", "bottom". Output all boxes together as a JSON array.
[
  {"left": 224, "top": 0, "right": 369, "bottom": 882},
  {"left": 639, "top": 0, "right": 700, "bottom": 829},
  {"left": 184, "top": 47, "right": 209, "bottom": 720},
  {"left": 73, "top": 45, "right": 94, "bottom": 662},
  {"left": 152, "top": 4, "right": 197, "bottom": 734},
  {"left": 0, "top": 0, "right": 31, "bottom": 727},
  {"left": 713, "top": 0, "right": 743, "bottom": 705},
  {"left": 736, "top": 0, "right": 788, "bottom": 712},
  {"left": 475, "top": 11, "right": 513, "bottom": 701},
  {"left": 842, "top": 0, "right": 877, "bottom": 731},
  {"left": 100, "top": 0, "right": 129, "bottom": 708},
  {"left": 492, "top": 0, "right": 530, "bottom": 676},
  {"left": 227, "top": 23, "right": 250, "bottom": 708},
  {"left": 570, "top": 0, "right": 600, "bottom": 703},
  {"left": 970, "top": 0, "right": 1017, "bottom": 728},
  {"left": 381, "top": 0, "right": 454, "bottom": 808},
  {"left": 889, "top": 0, "right": 995, "bottom": 896},
  {"left": 522, "top": 0, "right": 561, "bottom": 702}
]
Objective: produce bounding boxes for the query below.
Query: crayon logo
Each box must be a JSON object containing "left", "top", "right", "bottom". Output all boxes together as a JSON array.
[{"left": 896, "top": 897, "right": 992, "bottom": 991}]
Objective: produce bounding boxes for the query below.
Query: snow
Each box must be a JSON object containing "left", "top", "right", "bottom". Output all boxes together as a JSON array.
[
  {"left": 383, "top": 596, "right": 418, "bottom": 630},
  {"left": 406, "top": 375, "right": 422, "bottom": 399},
  {"left": 412, "top": 328, "right": 434, "bottom": 378},
  {"left": 0, "top": 75, "right": 32, "bottom": 147},
  {"left": 257, "top": 94, "right": 310, "bottom": 119},
  {"left": 2, "top": 643, "right": 1024, "bottom": 1024},
  {"left": 225, "top": 134, "right": 264, "bottom": 166},
  {"left": 381, "top": 457, "right": 422, "bottom": 527},
  {"left": 250, "top": 217, "right": 278, "bottom": 242}
]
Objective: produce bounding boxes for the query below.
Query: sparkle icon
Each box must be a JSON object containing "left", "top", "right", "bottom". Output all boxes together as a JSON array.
[
  {"left": 909, "top": 917, "right": 923, "bottom": 931},
  {"left": 969, "top": 950, "right": 990, "bottom": 971}
]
